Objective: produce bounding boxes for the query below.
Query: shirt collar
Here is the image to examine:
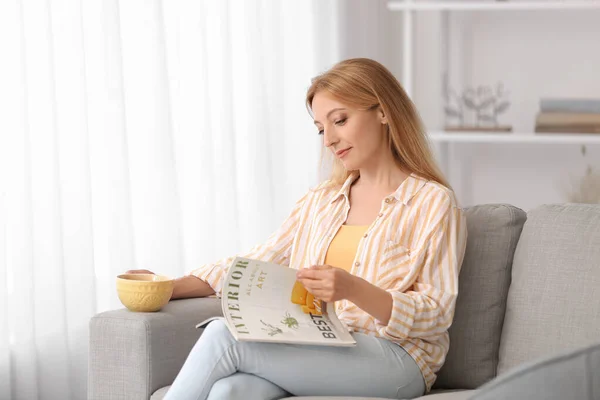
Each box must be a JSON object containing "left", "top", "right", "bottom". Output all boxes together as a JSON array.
[
  {"left": 330, "top": 171, "right": 360, "bottom": 204},
  {"left": 330, "top": 171, "right": 427, "bottom": 206}
]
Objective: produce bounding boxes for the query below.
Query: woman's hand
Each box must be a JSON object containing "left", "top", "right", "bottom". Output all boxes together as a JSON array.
[
  {"left": 296, "top": 265, "right": 357, "bottom": 303},
  {"left": 125, "top": 269, "right": 155, "bottom": 275},
  {"left": 123, "top": 269, "right": 216, "bottom": 299},
  {"left": 297, "top": 265, "right": 394, "bottom": 324}
]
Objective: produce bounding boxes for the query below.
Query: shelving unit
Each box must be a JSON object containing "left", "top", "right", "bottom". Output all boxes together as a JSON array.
[
  {"left": 388, "top": 0, "right": 600, "bottom": 207},
  {"left": 388, "top": 1, "right": 600, "bottom": 11},
  {"left": 428, "top": 132, "right": 600, "bottom": 144},
  {"left": 387, "top": 0, "right": 600, "bottom": 143}
]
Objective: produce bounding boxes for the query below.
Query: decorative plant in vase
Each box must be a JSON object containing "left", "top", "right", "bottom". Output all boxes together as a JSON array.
[
  {"left": 444, "top": 80, "right": 512, "bottom": 132},
  {"left": 562, "top": 145, "right": 600, "bottom": 204}
]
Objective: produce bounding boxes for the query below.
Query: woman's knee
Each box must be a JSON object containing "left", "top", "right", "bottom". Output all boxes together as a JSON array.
[
  {"left": 199, "top": 319, "right": 233, "bottom": 343},
  {"left": 207, "top": 376, "right": 242, "bottom": 400},
  {"left": 187, "top": 318, "right": 236, "bottom": 361},
  {"left": 207, "top": 373, "right": 288, "bottom": 400}
]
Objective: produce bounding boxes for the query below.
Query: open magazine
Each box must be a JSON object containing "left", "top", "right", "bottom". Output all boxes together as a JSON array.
[{"left": 196, "top": 257, "right": 357, "bottom": 347}]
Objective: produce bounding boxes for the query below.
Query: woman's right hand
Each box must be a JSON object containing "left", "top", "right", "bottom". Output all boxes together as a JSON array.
[{"left": 125, "top": 269, "right": 155, "bottom": 275}]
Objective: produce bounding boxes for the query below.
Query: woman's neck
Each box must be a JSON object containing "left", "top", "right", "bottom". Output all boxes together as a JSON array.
[{"left": 354, "top": 164, "right": 409, "bottom": 194}]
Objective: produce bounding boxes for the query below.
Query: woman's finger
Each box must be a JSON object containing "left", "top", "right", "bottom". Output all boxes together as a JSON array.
[
  {"left": 125, "top": 269, "right": 154, "bottom": 274},
  {"left": 307, "top": 288, "right": 328, "bottom": 301},
  {"left": 296, "top": 268, "right": 322, "bottom": 280},
  {"left": 297, "top": 278, "right": 319, "bottom": 291},
  {"left": 308, "top": 265, "right": 332, "bottom": 270}
]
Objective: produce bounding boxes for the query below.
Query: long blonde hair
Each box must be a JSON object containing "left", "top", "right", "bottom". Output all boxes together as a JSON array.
[{"left": 306, "top": 58, "right": 450, "bottom": 189}]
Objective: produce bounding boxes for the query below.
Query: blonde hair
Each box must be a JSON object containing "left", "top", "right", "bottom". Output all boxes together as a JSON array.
[{"left": 306, "top": 58, "right": 451, "bottom": 189}]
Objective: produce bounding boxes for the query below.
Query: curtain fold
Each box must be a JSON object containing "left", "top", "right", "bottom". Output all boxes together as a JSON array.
[{"left": 0, "top": 0, "right": 345, "bottom": 398}]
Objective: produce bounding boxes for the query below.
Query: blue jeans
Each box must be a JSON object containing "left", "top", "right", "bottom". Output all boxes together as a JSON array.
[{"left": 163, "top": 319, "right": 425, "bottom": 400}]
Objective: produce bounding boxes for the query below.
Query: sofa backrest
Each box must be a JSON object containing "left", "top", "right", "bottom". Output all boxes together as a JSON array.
[
  {"left": 434, "top": 204, "right": 527, "bottom": 390},
  {"left": 497, "top": 204, "right": 600, "bottom": 375}
]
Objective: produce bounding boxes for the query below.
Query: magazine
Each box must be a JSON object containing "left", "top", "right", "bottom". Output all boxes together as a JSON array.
[{"left": 196, "top": 257, "right": 357, "bottom": 347}]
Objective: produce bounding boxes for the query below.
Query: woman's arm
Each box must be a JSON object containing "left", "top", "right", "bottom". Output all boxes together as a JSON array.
[
  {"left": 376, "top": 205, "right": 467, "bottom": 339},
  {"left": 171, "top": 275, "right": 215, "bottom": 300},
  {"left": 125, "top": 269, "right": 216, "bottom": 300},
  {"left": 187, "top": 191, "right": 311, "bottom": 296},
  {"left": 129, "top": 191, "right": 311, "bottom": 300},
  {"left": 126, "top": 269, "right": 215, "bottom": 300},
  {"left": 348, "top": 277, "right": 393, "bottom": 325}
]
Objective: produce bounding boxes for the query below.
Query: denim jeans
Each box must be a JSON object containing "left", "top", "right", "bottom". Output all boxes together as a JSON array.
[{"left": 163, "top": 319, "right": 425, "bottom": 400}]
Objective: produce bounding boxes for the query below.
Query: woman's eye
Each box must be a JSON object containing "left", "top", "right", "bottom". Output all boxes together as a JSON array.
[{"left": 317, "top": 118, "right": 346, "bottom": 135}]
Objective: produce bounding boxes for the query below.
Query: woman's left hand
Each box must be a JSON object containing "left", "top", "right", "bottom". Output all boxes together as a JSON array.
[{"left": 296, "top": 265, "right": 356, "bottom": 303}]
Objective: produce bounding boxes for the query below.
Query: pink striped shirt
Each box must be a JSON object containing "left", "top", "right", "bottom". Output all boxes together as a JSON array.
[{"left": 189, "top": 171, "right": 468, "bottom": 391}]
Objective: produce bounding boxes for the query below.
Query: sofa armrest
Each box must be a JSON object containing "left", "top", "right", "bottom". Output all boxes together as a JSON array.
[{"left": 88, "top": 297, "right": 222, "bottom": 400}]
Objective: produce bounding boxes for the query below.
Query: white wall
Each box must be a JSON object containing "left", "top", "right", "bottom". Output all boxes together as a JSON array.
[{"left": 338, "top": 3, "right": 600, "bottom": 211}]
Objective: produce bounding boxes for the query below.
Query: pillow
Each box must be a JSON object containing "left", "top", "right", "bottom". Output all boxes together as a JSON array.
[
  {"left": 470, "top": 342, "right": 600, "bottom": 400},
  {"left": 433, "top": 204, "right": 527, "bottom": 389},
  {"left": 497, "top": 204, "right": 600, "bottom": 375}
]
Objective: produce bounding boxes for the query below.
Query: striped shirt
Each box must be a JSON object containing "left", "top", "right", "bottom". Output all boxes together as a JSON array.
[{"left": 189, "top": 171, "right": 468, "bottom": 391}]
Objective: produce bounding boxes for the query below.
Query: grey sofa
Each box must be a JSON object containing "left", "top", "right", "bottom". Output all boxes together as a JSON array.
[{"left": 89, "top": 203, "right": 600, "bottom": 400}]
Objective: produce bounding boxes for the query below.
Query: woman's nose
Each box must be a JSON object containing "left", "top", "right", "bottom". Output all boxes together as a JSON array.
[{"left": 323, "top": 129, "right": 337, "bottom": 148}]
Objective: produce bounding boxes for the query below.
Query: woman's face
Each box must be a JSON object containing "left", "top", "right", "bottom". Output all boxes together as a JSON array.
[{"left": 312, "top": 91, "right": 387, "bottom": 171}]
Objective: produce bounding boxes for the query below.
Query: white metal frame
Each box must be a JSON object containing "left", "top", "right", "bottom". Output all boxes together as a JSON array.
[
  {"left": 389, "top": 1, "right": 600, "bottom": 11},
  {"left": 429, "top": 132, "right": 600, "bottom": 144}
]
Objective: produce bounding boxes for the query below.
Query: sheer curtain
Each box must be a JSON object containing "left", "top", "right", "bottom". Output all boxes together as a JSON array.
[{"left": 0, "top": 0, "right": 341, "bottom": 398}]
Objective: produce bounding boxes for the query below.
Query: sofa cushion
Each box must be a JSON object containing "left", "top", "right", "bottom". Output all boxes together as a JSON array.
[
  {"left": 153, "top": 387, "right": 475, "bottom": 400},
  {"left": 433, "top": 205, "right": 526, "bottom": 390},
  {"left": 497, "top": 204, "right": 600, "bottom": 374},
  {"left": 281, "top": 398, "right": 393, "bottom": 400},
  {"left": 471, "top": 342, "right": 600, "bottom": 400},
  {"left": 283, "top": 391, "right": 474, "bottom": 400},
  {"left": 418, "top": 390, "right": 474, "bottom": 400},
  {"left": 151, "top": 386, "right": 169, "bottom": 400}
]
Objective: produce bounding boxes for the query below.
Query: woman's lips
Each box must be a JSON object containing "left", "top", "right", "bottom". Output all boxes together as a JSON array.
[{"left": 336, "top": 148, "right": 351, "bottom": 158}]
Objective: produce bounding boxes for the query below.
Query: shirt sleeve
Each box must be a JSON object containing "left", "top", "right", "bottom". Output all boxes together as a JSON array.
[
  {"left": 377, "top": 203, "right": 468, "bottom": 340},
  {"left": 187, "top": 191, "right": 310, "bottom": 296}
]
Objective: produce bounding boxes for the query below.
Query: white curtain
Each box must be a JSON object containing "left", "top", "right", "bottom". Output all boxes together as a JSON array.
[{"left": 0, "top": 0, "right": 342, "bottom": 398}]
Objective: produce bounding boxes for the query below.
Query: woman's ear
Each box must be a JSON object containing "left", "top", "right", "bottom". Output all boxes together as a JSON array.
[{"left": 378, "top": 106, "right": 388, "bottom": 125}]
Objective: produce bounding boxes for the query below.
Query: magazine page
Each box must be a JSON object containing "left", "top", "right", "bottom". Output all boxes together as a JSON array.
[{"left": 219, "top": 257, "right": 356, "bottom": 347}]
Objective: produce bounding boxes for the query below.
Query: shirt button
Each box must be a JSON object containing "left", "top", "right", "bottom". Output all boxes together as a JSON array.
[
  {"left": 363, "top": 233, "right": 368, "bottom": 238},
  {"left": 354, "top": 262, "right": 360, "bottom": 267},
  {"left": 378, "top": 213, "right": 383, "bottom": 217},
  {"left": 384, "top": 198, "right": 391, "bottom": 203}
]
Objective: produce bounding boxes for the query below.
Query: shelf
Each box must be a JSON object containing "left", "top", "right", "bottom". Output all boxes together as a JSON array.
[
  {"left": 388, "top": 1, "right": 600, "bottom": 11},
  {"left": 428, "top": 131, "right": 600, "bottom": 144}
]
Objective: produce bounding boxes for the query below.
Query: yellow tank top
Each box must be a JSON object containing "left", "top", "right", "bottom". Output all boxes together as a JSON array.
[{"left": 324, "top": 225, "right": 369, "bottom": 272}]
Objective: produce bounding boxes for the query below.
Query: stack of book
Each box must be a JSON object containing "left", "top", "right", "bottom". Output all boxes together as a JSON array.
[{"left": 535, "top": 98, "right": 600, "bottom": 134}]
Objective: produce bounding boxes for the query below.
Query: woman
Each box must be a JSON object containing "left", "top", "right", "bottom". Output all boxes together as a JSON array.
[{"left": 129, "top": 58, "right": 467, "bottom": 400}]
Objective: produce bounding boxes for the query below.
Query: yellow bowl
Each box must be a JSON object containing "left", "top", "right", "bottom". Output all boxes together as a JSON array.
[{"left": 116, "top": 274, "right": 174, "bottom": 312}]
